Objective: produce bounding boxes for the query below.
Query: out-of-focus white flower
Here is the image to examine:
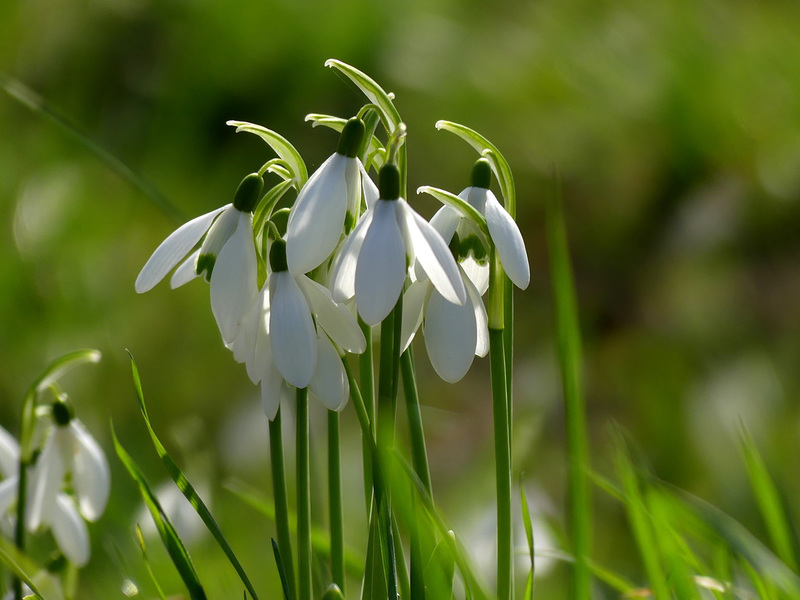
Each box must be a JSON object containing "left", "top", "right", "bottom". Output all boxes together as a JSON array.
[
  {"left": 136, "top": 480, "right": 209, "bottom": 547},
  {"left": 332, "top": 163, "right": 466, "bottom": 325},
  {"left": 135, "top": 174, "right": 263, "bottom": 345}
]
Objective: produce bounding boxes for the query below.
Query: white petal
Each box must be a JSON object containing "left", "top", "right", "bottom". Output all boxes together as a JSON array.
[
  {"left": 361, "top": 164, "right": 379, "bottom": 210},
  {"left": 400, "top": 279, "right": 430, "bottom": 352},
  {"left": 399, "top": 201, "right": 466, "bottom": 306},
  {"left": 424, "top": 287, "right": 478, "bottom": 383},
  {"left": 260, "top": 362, "right": 285, "bottom": 421},
  {"left": 0, "top": 477, "right": 18, "bottom": 516},
  {"left": 465, "top": 271, "right": 490, "bottom": 357},
  {"left": 70, "top": 421, "right": 110, "bottom": 522},
  {"left": 299, "top": 276, "right": 365, "bottom": 354},
  {"left": 429, "top": 205, "right": 460, "bottom": 244},
  {"left": 484, "top": 192, "right": 530, "bottom": 289},
  {"left": 210, "top": 212, "right": 258, "bottom": 345},
  {"left": 269, "top": 273, "right": 317, "bottom": 388},
  {"left": 0, "top": 425, "right": 19, "bottom": 479},
  {"left": 135, "top": 205, "right": 227, "bottom": 293},
  {"left": 463, "top": 186, "right": 487, "bottom": 213},
  {"left": 50, "top": 495, "right": 90, "bottom": 566},
  {"left": 461, "top": 256, "right": 490, "bottom": 296},
  {"left": 27, "top": 430, "right": 64, "bottom": 530},
  {"left": 355, "top": 200, "right": 407, "bottom": 325},
  {"left": 197, "top": 205, "right": 239, "bottom": 264},
  {"left": 247, "top": 290, "right": 271, "bottom": 384},
  {"left": 287, "top": 154, "right": 353, "bottom": 275},
  {"left": 230, "top": 288, "right": 262, "bottom": 366},
  {"left": 331, "top": 208, "right": 374, "bottom": 302},
  {"left": 310, "top": 334, "right": 349, "bottom": 412},
  {"left": 170, "top": 249, "right": 201, "bottom": 289}
]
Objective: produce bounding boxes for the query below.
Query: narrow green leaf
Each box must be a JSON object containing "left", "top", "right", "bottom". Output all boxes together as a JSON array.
[
  {"left": 434, "top": 121, "right": 516, "bottom": 217},
  {"left": 0, "top": 536, "right": 49, "bottom": 600},
  {"left": 271, "top": 539, "right": 291, "bottom": 600},
  {"left": 424, "top": 532, "right": 456, "bottom": 600},
  {"left": 127, "top": 352, "right": 260, "bottom": 600},
  {"left": 324, "top": 59, "right": 402, "bottom": 133},
  {"left": 416, "top": 186, "right": 491, "bottom": 240},
  {"left": 227, "top": 121, "right": 307, "bottom": 188},
  {"left": 112, "top": 422, "right": 206, "bottom": 600},
  {"left": 740, "top": 425, "right": 799, "bottom": 572},
  {"left": 585, "top": 559, "right": 637, "bottom": 595},
  {"left": 519, "top": 479, "right": 536, "bottom": 600},
  {"left": 321, "top": 583, "right": 345, "bottom": 600},
  {"left": 135, "top": 524, "right": 168, "bottom": 600},
  {"left": 304, "top": 113, "right": 386, "bottom": 160},
  {"left": 253, "top": 178, "right": 295, "bottom": 237}
]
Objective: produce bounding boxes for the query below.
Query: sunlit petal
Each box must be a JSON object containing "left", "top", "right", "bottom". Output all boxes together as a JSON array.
[
  {"left": 50, "top": 496, "right": 90, "bottom": 566},
  {"left": 210, "top": 212, "right": 258, "bottom": 345},
  {"left": 135, "top": 205, "right": 227, "bottom": 293},
  {"left": 399, "top": 201, "right": 466, "bottom": 306},
  {"left": 355, "top": 200, "right": 406, "bottom": 325},
  {"left": 429, "top": 205, "right": 460, "bottom": 244},
  {"left": 269, "top": 272, "right": 317, "bottom": 388},
  {"left": 299, "top": 276, "right": 365, "bottom": 353},
  {"left": 400, "top": 279, "right": 430, "bottom": 352},
  {"left": 461, "top": 256, "right": 490, "bottom": 296},
  {"left": 332, "top": 207, "right": 374, "bottom": 302},
  {"left": 260, "top": 360, "right": 285, "bottom": 421},
  {"left": 310, "top": 334, "right": 349, "bottom": 412},
  {"left": 361, "top": 164, "right": 379, "bottom": 210},
  {"left": 170, "top": 249, "right": 201, "bottom": 289},
  {"left": 484, "top": 191, "right": 530, "bottom": 289},
  {"left": 424, "top": 287, "right": 478, "bottom": 383},
  {"left": 287, "top": 154, "right": 352, "bottom": 275},
  {"left": 70, "top": 421, "right": 110, "bottom": 522},
  {"left": 465, "top": 272, "right": 489, "bottom": 357},
  {"left": 27, "top": 431, "right": 64, "bottom": 530}
]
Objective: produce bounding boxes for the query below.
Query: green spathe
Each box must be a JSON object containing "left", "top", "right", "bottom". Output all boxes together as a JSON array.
[
  {"left": 471, "top": 157, "right": 492, "bottom": 189},
  {"left": 337, "top": 118, "right": 365, "bottom": 158},
  {"left": 269, "top": 239, "right": 288, "bottom": 272},
  {"left": 379, "top": 163, "right": 400, "bottom": 200},
  {"left": 233, "top": 173, "right": 264, "bottom": 213}
]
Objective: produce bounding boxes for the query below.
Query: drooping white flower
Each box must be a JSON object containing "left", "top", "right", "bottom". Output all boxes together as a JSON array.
[
  {"left": 332, "top": 163, "right": 467, "bottom": 326},
  {"left": 286, "top": 118, "right": 370, "bottom": 275},
  {"left": 430, "top": 158, "right": 530, "bottom": 290},
  {"left": 230, "top": 240, "right": 366, "bottom": 419},
  {"left": 135, "top": 173, "right": 263, "bottom": 345}
]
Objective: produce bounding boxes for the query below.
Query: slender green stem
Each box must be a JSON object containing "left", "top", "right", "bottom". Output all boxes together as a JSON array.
[
  {"left": 269, "top": 410, "right": 296, "bottom": 600},
  {"left": 328, "top": 411, "right": 345, "bottom": 593},
  {"left": 546, "top": 178, "right": 591, "bottom": 600},
  {"left": 13, "top": 459, "right": 27, "bottom": 600},
  {"left": 377, "top": 302, "right": 400, "bottom": 451},
  {"left": 401, "top": 347, "right": 432, "bottom": 495},
  {"left": 490, "top": 328, "right": 513, "bottom": 600},
  {"left": 296, "top": 388, "right": 312, "bottom": 600},
  {"left": 359, "top": 319, "right": 375, "bottom": 512}
]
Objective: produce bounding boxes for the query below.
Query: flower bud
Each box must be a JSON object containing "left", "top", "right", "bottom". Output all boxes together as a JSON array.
[{"left": 233, "top": 173, "right": 264, "bottom": 213}]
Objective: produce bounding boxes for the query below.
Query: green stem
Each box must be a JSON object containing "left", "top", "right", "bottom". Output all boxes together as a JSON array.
[
  {"left": 269, "top": 410, "right": 296, "bottom": 600},
  {"left": 546, "top": 178, "right": 591, "bottom": 600},
  {"left": 359, "top": 318, "right": 375, "bottom": 512},
  {"left": 296, "top": 388, "right": 312, "bottom": 600},
  {"left": 490, "top": 328, "right": 513, "bottom": 600},
  {"left": 401, "top": 347, "right": 432, "bottom": 495},
  {"left": 328, "top": 411, "right": 345, "bottom": 593}
]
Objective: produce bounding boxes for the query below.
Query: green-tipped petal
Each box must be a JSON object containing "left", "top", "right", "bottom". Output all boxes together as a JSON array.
[{"left": 484, "top": 190, "right": 530, "bottom": 289}]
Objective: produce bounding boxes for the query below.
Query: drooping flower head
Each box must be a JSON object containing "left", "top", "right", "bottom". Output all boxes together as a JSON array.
[{"left": 332, "top": 163, "right": 467, "bottom": 325}]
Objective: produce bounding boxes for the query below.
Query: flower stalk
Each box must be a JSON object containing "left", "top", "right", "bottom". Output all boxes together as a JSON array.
[
  {"left": 328, "top": 410, "right": 345, "bottom": 593},
  {"left": 296, "top": 388, "right": 312, "bottom": 600},
  {"left": 269, "top": 410, "right": 296, "bottom": 600}
]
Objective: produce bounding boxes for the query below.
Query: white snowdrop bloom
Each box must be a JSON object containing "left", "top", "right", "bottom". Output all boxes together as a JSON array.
[
  {"left": 402, "top": 264, "right": 489, "bottom": 383},
  {"left": 431, "top": 158, "right": 530, "bottom": 290},
  {"left": 231, "top": 240, "right": 366, "bottom": 420},
  {"left": 286, "top": 118, "right": 368, "bottom": 275},
  {"left": 332, "top": 163, "right": 467, "bottom": 326},
  {"left": 0, "top": 422, "right": 94, "bottom": 567},
  {"left": 135, "top": 174, "right": 263, "bottom": 346}
]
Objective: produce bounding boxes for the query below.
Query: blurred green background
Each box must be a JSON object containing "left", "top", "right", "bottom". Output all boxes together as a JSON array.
[{"left": 2, "top": 0, "right": 800, "bottom": 597}]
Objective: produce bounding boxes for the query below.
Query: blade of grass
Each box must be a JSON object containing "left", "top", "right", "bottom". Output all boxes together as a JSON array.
[
  {"left": 126, "top": 352, "right": 260, "bottom": 600},
  {"left": 520, "top": 478, "right": 536, "bottom": 600},
  {"left": 272, "top": 539, "right": 292, "bottom": 600}
]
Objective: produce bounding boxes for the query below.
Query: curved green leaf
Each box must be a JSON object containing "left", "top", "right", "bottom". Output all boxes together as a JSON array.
[
  {"left": 520, "top": 480, "right": 536, "bottom": 600},
  {"left": 304, "top": 113, "right": 386, "bottom": 162},
  {"left": 416, "top": 185, "right": 490, "bottom": 239},
  {"left": 324, "top": 60, "right": 402, "bottom": 133},
  {"left": 227, "top": 121, "right": 307, "bottom": 188},
  {"left": 435, "top": 120, "right": 516, "bottom": 218}
]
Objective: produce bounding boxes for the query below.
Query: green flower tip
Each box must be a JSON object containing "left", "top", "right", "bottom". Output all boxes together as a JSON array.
[
  {"left": 196, "top": 254, "right": 216, "bottom": 281},
  {"left": 269, "top": 239, "right": 288, "bottom": 272},
  {"left": 471, "top": 157, "right": 492, "bottom": 189},
  {"left": 337, "top": 117, "right": 365, "bottom": 158},
  {"left": 52, "top": 396, "right": 75, "bottom": 426},
  {"left": 379, "top": 163, "right": 400, "bottom": 200},
  {"left": 233, "top": 173, "right": 264, "bottom": 213}
]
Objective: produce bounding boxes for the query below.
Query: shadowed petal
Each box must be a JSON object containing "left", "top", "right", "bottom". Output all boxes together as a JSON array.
[
  {"left": 310, "top": 334, "right": 349, "bottom": 411},
  {"left": 361, "top": 164, "right": 379, "bottom": 210},
  {"left": 355, "top": 200, "right": 406, "bottom": 325},
  {"left": 465, "top": 272, "right": 489, "bottom": 357},
  {"left": 170, "top": 249, "right": 201, "bottom": 289},
  {"left": 424, "top": 286, "right": 478, "bottom": 383},
  {"left": 28, "top": 431, "right": 64, "bottom": 530},
  {"left": 0, "top": 425, "right": 19, "bottom": 479},
  {"left": 461, "top": 256, "right": 490, "bottom": 296},
  {"left": 70, "top": 421, "right": 110, "bottom": 522},
  {"left": 484, "top": 191, "right": 530, "bottom": 289},
  {"left": 269, "top": 272, "right": 317, "bottom": 388},
  {"left": 299, "top": 276, "right": 365, "bottom": 353},
  {"left": 210, "top": 211, "right": 258, "bottom": 345},
  {"left": 399, "top": 201, "right": 466, "bottom": 306},
  {"left": 50, "top": 496, "right": 90, "bottom": 566},
  {"left": 429, "top": 205, "right": 460, "bottom": 244},
  {"left": 400, "top": 279, "right": 430, "bottom": 352},
  {"left": 0, "top": 478, "right": 18, "bottom": 516},
  {"left": 135, "top": 205, "right": 227, "bottom": 293},
  {"left": 261, "top": 358, "right": 286, "bottom": 421},
  {"left": 332, "top": 207, "right": 374, "bottom": 302}
]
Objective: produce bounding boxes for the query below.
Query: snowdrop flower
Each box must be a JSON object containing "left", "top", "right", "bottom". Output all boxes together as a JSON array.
[
  {"left": 231, "top": 240, "right": 366, "bottom": 419},
  {"left": 0, "top": 416, "right": 100, "bottom": 568},
  {"left": 135, "top": 173, "right": 263, "bottom": 345},
  {"left": 286, "top": 118, "right": 378, "bottom": 275},
  {"left": 431, "top": 158, "right": 530, "bottom": 290},
  {"left": 332, "top": 163, "right": 467, "bottom": 325}
]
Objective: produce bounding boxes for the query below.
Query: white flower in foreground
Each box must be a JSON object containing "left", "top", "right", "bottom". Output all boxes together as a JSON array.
[
  {"left": 332, "top": 163, "right": 467, "bottom": 326},
  {"left": 402, "top": 263, "right": 489, "bottom": 383},
  {"left": 135, "top": 173, "right": 262, "bottom": 345},
  {"left": 286, "top": 118, "right": 377, "bottom": 275},
  {"left": 0, "top": 419, "right": 98, "bottom": 567},
  {"left": 230, "top": 240, "right": 366, "bottom": 419},
  {"left": 431, "top": 158, "right": 530, "bottom": 290}
]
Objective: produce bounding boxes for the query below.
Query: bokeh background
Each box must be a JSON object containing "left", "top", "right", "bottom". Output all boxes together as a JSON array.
[{"left": 2, "top": 0, "right": 800, "bottom": 597}]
